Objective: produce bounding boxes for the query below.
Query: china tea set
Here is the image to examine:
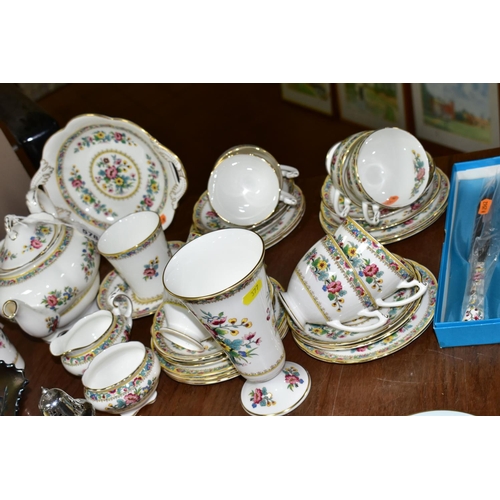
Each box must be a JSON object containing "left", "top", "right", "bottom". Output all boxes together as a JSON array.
[{"left": 0, "top": 114, "right": 446, "bottom": 416}]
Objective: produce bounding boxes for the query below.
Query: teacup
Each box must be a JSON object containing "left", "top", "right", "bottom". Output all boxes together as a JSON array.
[
  {"left": 156, "top": 298, "right": 212, "bottom": 352},
  {"left": 49, "top": 291, "right": 133, "bottom": 376},
  {"left": 163, "top": 228, "right": 286, "bottom": 382},
  {"left": 346, "top": 127, "right": 430, "bottom": 209},
  {"left": 208, "top": 145, "right": 298, "bottom": 227},
  {"left": 0, "top": 325, "right": 25, "bottom": 369},
  {"left": 97, "top": 211, "right": 172, "bottom": 305},
  {"left": 82, "top": 341, "right": 161, "bottom": 416},
  {"left": 279, "top": 234, "right": 388, "bottom": 332},
  {"left": 333, "top": 217, "right": 428, "bottom": 307}
]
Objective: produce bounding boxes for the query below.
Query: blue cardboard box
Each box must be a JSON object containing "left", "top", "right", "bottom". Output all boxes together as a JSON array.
[{"left": 434, "top": 155, "right": 500, "bottom": 347}]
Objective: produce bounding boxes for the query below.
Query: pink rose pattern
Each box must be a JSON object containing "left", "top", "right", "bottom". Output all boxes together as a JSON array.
[
  {"left": 20, "top": 224, "right": 53, "bottom": 255},
  {"left": 85, "top": 349, "right": 158, "bottom": 413},
  {"left": 94, "top": 154, "right": 137, "bottom": 197},
  {"left": 42, "top": 286, "right": 79, "bottom": 311},
  {"left": 143, "top": 256, "right": 160, "bottom": 281},
  {"left": 249, "top": 365, "right": 305, "bottom": 409}
]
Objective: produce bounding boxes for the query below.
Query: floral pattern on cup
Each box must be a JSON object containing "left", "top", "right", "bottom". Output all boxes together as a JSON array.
[
  {"left": 335, "top": 220, "right": 412, "bottom": 281},
  {"left": 303, "top": 248, "right": 348, "bottom": 312},
  {"left": 250, "top": 386, "right": 276, "bottom": 408},
  {"left": 42, "top": 286, "right": 79, "bottom": 311},
  {"left": 411, "top": 150, "right": 427, "bottom": 198},
  {"left": 143, "top": 256, "right": 160, "bottom": 281},
  {"left": 200, "top": 310, "right": 262, "bottom": 366},
  {"left": 337, "top": 240, "right": 385, "bottom": 293},
  {"left": 283, "top": 365, "right": 304, "bottom": 391},
  {"left": 94, "top": 153, "right": 138, "bottom": 198}
]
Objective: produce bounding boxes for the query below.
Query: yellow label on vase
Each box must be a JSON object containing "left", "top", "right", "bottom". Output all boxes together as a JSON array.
[{"left": 243, "top": 279, "right": 262, "bottom": 305}]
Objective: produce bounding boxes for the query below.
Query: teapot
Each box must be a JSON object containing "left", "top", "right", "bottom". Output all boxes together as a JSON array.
[{"left": 0, "top": 212, "right": 100, "bottom": 341}]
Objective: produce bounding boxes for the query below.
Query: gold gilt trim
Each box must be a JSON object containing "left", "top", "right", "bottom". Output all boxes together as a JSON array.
[
  {"left": 240, "top": 350, "right": 286, "bottom": 378},
  {"left": 294, "top": 268, "right": 330, "bottom": 322},
  {"left": 99, "top": 217, "right": 162, "bottom": 260}
]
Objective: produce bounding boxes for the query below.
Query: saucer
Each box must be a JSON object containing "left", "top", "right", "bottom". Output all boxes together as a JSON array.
[
  {"left": 291, "top": 260, "right": 436, "bottom": 364},
  {"left": 241, "top": 361, "right": 311, "bottom": 416},
  {"left": 320, "top": 169, "right": 449, "bottom": 244},
  {"left": 321, "top": 166, "right": 442, "bottom": 230},
  {"left": 192, "top": 181, "right": 305, "bottom": 249},
  {"left": 98, "top": 241, "right": 184, "bottom": 319}
]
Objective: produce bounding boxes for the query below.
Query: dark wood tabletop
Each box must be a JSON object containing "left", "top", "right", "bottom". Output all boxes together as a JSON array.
[{"left": 4, "top": 83, "right": 500, "bottom": 416}]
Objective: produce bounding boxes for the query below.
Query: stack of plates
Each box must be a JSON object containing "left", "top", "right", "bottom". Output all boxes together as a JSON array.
[
  {"left": 320, "top": 164, "right": 450, "bottom": 245},
  {"left": 151, "top": 278, "right": 289, "bottom": 385},
  {"left": 287, "top": 259, "right": 437, "bottom": 364},
  {"left": 190, "top": 179, "right": 305, "bottom": 249}
]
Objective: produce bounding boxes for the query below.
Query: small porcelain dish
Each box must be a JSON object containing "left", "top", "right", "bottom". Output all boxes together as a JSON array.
[
  {"left": 82, "top": 341, "right": 161, "bottom": 416},
  {"left": 26, "top": 114, "right": 188, "bottom": 239}
]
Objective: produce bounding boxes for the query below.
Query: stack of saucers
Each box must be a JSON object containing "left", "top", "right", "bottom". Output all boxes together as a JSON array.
[
  {"left": 151, "top": 278, "right": 289, "bottom": 385},
  {"left": 320, "top": 128, "right": 449, "bottom": 244},
  {"left": 278, "top": 217, "right": 437, "bottom": 364},
  {"left": 190, "top": 145, "right": 306, "bottom": 249}
]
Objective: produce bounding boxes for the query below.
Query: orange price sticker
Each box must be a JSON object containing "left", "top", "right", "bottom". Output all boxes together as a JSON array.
[
  {"left": 478, "top": 198, "right": 492, "bottom": 215},
  {"left": 383, "top": 195, "right": 399, "bottom": 206}
]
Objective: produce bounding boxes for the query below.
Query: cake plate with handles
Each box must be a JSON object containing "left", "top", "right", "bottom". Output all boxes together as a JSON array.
[{"left": 26, "top": 113, "right": 188, "bottom": 240}]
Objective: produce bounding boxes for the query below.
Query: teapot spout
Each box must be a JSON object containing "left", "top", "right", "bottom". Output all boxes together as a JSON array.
[{"left": 2, "top": 299, "right": 61, "bottom": 341}]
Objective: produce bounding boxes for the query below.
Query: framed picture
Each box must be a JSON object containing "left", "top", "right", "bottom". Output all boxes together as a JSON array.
[
  {"left": 336, "top": 83, "right": 408, "bottom": 129},
  {"left": 411, "top": 83, "right": 500, "bottom": 152},
  {"left": 281, "top": 83, "right": 333, "bottom": 116}
]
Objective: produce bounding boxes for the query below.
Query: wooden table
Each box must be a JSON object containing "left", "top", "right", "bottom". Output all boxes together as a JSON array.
[{"left": 5, "top": 136, "right": 500, "bottom": 416}]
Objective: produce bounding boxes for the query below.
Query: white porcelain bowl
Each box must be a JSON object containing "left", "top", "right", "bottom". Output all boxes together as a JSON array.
[{"left": 82, "top": 341, "right": 160, "bottom": 415}]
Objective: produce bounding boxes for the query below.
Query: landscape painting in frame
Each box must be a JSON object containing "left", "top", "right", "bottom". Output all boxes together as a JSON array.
[
  {"left": 281, "top": 83, "right": 333, "bottom": 115},
  {"left": 411, "top": 83, "right": 500, "bottom": 152},
  {"left": 336, "top": 83, "right": 407, "bottom": 129}
]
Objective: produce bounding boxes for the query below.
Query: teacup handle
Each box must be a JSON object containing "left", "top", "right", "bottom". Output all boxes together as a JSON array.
[
  {"left": 108, "top": 289, "right": 133, "bottom": 318},
  {"left": 327, "top": 308, "right": 388, "bottom": 333},
  {"left": 375, "top": 280, "right": 428, "bottom": 308},
  {"left": 280, "top": 164, "right": 299, "bottom": 179},
  {"left": 362, "top": 202, "right": 381, "bottom": 226},
  {"left": 280, "top": 191, "right": 298, "bottom": 206},
  {"left": 331, "top": 188, "right": 351, "bottom": 217},
  {"left": 325, "top": 143, "right": 339, "bottom": 175}
]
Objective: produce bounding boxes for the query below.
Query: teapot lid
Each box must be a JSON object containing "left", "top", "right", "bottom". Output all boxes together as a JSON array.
[{"left": 0, "top": 214, "right": 59, "bottom": 271}]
